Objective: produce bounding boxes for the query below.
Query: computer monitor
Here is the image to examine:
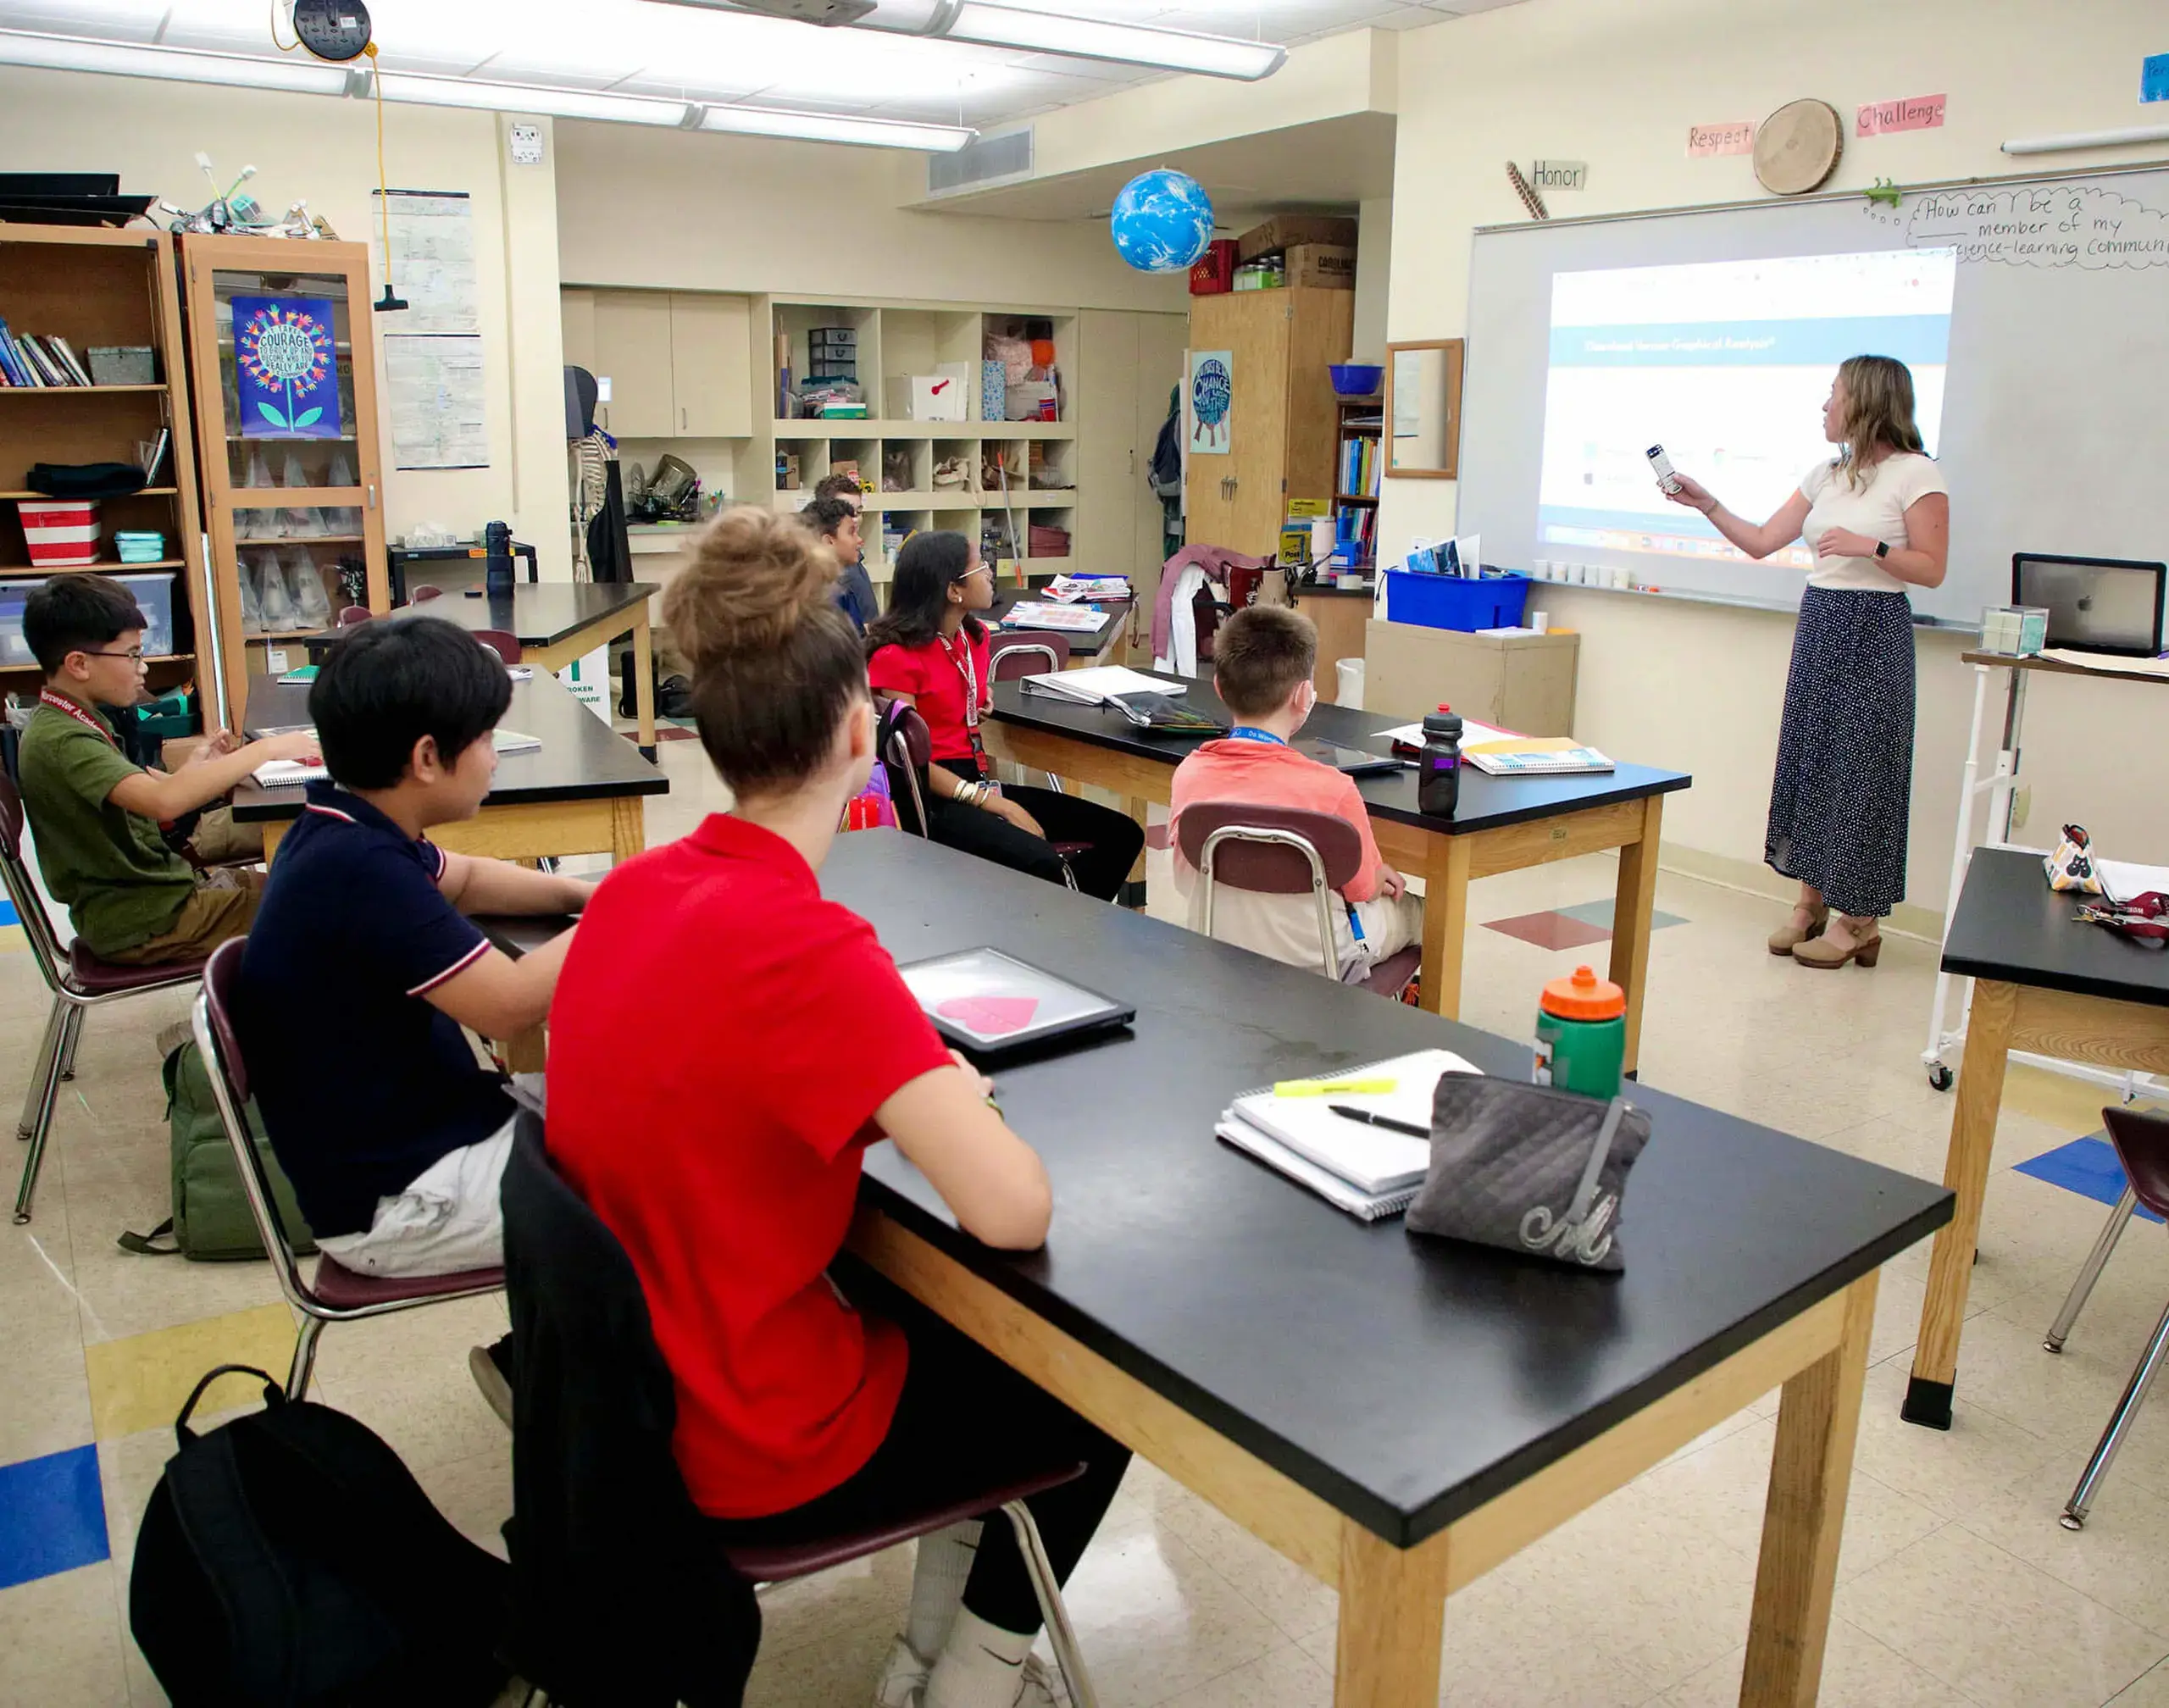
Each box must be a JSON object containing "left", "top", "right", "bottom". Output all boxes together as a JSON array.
[{"left": 2012, "top": 554, "right": 2165, "bottom": 658}]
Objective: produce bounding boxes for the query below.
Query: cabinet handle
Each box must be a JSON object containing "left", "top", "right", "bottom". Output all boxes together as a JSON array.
[
  {"left": 681, "top": 407, "right": 687, "bottom": 431},
  {"left": 366, "top": 480, "right": 377, "bottom": 511}
]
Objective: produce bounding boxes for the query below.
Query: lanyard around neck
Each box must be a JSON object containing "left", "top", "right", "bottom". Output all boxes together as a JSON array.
[
  {"left": 1228, "top": 725, "right": 1286, "bottom": 746},
  {"left": 39, "top": 689, "right": 115, "bottom": 750},
  {"left": 944, "top": 631, "right": 981, "bottom": 729}
]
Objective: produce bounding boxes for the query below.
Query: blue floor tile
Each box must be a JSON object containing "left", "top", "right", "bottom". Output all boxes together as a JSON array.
[
  {"left": 0, "top": 898, "right": 16, "bottom": 926},
  {"left": 0, "top": 1445, "right": 109, "bottom": 1591},
  {"left": 1557, "top": 898, "right": 1688, "bottom": 931},
  {"left": 2016, "top": 1135, "right": 2165, "bottom": 1224}
]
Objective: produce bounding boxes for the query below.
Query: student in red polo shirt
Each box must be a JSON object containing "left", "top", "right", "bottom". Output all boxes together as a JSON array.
[
  {"left": 866, "top": 530, "right": 1142, "bottom": 901},
  {"left": 546, "top": 507, "right": 1127, "bottom": 1708}
]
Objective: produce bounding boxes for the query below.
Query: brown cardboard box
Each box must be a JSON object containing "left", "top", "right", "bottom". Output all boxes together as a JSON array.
[
  {"left": 1284, "top": 244, "right": 1356, "bottom": 290},
  {"left": 1362, "top": 618, "right": 1580, "bottom": 736},
  {"left": 1236, "top": 214, "right": 1359, "bottom": 263}
]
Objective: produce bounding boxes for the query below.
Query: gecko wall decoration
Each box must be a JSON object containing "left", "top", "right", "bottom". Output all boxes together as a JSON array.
[{"left": 1866, "top": 177, "right": 1905, "bottom": 208}]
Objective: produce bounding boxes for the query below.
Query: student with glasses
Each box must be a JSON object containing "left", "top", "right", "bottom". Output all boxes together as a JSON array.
[
  {"left": 866, "top": 532, "right": 1143, "bottom": 900},
  {"left": 15, "top": 575, "right": 319, "bottom": 967}
]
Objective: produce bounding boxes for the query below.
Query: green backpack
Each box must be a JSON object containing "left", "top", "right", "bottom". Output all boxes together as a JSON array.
[{"left": 119, "top": 1041, "right": 316, "bottom": 1262}]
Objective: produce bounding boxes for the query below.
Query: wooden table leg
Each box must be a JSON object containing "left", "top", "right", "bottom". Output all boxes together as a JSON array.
[
  {"left": 610, "top": 796, "right": 646, "bottom": 864},
  {"left": 1741, "top": 1271, "right": 1877, "bottom": 1706},
  {"left": 1417, "top": 834, "right": 1473, "bottom": 1018},
  {"left": 632, "top": 610, "right": 657, "bottom": 756},
  {"left": 1607, "top": 794, "right": 1663, "bottom": 1077},
  {"left": 259, "top": 821, "right": 286, "bottom": 866},
  {"left": 1906, "top": 978, "right": 2016, "bottom": 1428},
  {"left": 1334, "top": 1518, "right": 1449, "bottom": 1707}
]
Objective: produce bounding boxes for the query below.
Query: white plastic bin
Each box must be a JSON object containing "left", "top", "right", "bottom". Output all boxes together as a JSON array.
[{"left": 0, "top": 569, "right": 176, "bottom": 667}]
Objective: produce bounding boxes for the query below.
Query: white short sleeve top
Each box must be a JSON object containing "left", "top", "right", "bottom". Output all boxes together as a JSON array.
[{"left": 1798, "top": 452, "right": 1948, "bottom": 594}]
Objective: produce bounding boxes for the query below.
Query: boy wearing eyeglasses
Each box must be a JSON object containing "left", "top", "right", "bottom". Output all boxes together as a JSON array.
[{"left": 17, "top": 574, "right": 317, "bottom": 966}]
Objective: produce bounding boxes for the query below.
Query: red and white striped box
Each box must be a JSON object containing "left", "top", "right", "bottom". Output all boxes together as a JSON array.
[{"left": 17, "top": 499, "right": 100, "bottom": 568}]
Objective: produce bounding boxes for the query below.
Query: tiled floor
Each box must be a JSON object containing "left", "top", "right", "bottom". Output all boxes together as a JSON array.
[{"left": 7, "top": 735, "right": 2169, "bottom": 1705}]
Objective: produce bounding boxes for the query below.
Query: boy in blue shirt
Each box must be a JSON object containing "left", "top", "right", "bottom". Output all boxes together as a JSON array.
[
  {"left": 236, "top": 618, "right": 591, "bottom": 1413},
  {"left": 803, "top": 490, "right": 876, "bottom": 631}
]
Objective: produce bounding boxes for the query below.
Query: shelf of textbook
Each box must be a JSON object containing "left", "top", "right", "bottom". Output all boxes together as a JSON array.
[
  {"left": 0, "top": 225, "right": 210, "bottom": 709},
  {"left": 0, "top": 383, "right": 170, "bottom": 396}
]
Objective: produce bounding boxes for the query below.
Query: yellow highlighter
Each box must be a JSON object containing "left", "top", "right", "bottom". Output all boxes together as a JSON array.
[{"left": 1273, "top": 1077, "right": 1400, "bottom": 1098}]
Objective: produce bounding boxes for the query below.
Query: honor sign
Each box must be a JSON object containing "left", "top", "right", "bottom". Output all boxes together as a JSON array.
[{"left": 1524, "top": 160, "right": 1589, "bottom": 191}]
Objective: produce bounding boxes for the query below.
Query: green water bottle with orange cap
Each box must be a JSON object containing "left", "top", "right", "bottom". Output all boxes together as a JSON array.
[{"left": 1532, "top": 964, "right": 1626, "bottom": 1097}]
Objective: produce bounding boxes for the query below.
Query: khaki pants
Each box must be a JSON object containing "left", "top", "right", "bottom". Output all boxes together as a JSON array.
[
  {"left": 106, "top": 868, "right": 265, "bottom": 966},
  {"left": 186, "top": 806, "right": 264, "bottom": 866}
]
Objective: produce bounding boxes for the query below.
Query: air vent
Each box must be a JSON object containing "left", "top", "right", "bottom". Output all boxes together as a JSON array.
[{"left": 928, "top": 126, "right": 1034, "bottom": 195}]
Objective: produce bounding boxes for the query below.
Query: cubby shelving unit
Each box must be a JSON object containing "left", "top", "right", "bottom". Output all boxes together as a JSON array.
[{"left": 0, "top": 225, "right": 210, "bottom": 705}]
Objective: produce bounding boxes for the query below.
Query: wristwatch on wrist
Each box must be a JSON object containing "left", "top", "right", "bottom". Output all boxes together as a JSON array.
[{"left": 1874, "top": 541, "right": 1890, "bottom": 559}]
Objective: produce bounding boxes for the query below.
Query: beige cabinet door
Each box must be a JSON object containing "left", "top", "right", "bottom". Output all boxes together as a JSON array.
[
  {"left": 670, "top": 294, "right": 752, "bottom": 437},
  {"left": 591, "top": 290, "right": 674, "bottom": 438},
  {"left": 1073, "top": 310, "right": 1138, "bottom": 584},
  {"left": 560, "top": 288, "right": 596, "bottom": 375}
]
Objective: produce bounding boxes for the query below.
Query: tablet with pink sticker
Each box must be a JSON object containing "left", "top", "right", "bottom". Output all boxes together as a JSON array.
[{"left": 896, "top": 947, "right": 1134, "bottom": 1053}]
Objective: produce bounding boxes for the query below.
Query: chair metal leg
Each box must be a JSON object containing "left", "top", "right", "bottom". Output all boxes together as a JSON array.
[
  {"left": 14, "top": 1000, "right": 73, "bottom": 1223},
  {"left": 1001, "top": 1498, "right": 1098, "bottom": 1708},
  {"left": 2063, "top": 1292, "right": 2169, "bottom": 1531},
  {"left": 287, "top": 1313, "right": 328, "bottom": 1400},
  {"left": 55, "top": 1002, "right": 83, "bottom": 1083},
  {"left": 2045, "top": 1186, "right": 2138, "bottom": 1352}
]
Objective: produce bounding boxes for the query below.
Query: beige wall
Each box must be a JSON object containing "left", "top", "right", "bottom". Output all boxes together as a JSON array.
[
  {"left": 1379, "top": 0, "right": 2169, "bottom": 920},
  {"left": 1352, "top": 195, "right": 1392, "bottom": 363},
  {"left": 0, "top": 67, "right": 573, "bottom": 581},
  {"left": 554, "top": 120, "right": 1189, "bottom": 310}
]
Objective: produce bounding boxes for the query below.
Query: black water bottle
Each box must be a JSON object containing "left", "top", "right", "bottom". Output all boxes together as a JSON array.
[
  {"left": 484, "top": 519, "right": 515, "bottom": 600},
  {"left": 1417, "top": 707, "right": 1463, "bottom": 818}
]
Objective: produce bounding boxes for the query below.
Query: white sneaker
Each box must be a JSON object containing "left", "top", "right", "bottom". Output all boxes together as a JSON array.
[{"left": 889, "top": 1650, "right": 1067, "bottom": 1708}]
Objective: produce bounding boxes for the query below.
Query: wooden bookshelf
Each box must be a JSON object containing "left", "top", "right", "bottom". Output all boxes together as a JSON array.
[{"left": 0, "top": 225, "right": 208, "bottom": 700}]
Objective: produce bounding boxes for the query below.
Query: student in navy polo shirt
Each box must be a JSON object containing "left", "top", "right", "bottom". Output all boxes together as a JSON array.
[
  {"left": 237, "top": 618, "right": 591, "bottom": 1417},
  {"left": 548, "top": 508, "right": 1127, "bottom": 1708}
]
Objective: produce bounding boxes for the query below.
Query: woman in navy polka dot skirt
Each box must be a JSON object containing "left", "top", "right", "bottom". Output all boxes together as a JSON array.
[{"left": 1661, "top": 355, "right": 1952, "bottom": 969}]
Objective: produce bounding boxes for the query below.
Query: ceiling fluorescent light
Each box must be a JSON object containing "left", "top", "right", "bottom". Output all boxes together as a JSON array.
[
  {"left": 0, "top": 28, "right": 351, "bottom": 94},
  {"left": 941, "top": 3, "right": 1284, "bottom": 80},
  {"left": 375, "top": 72, "right": 689, "bottom": 125},
  {"left": 698, "top": 104, "right": 974, "bottom": 151}
]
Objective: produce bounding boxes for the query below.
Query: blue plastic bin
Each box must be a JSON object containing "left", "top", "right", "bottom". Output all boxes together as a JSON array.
[{"left": 1384, "top": 569, "right": 1532, "bottom": 633}]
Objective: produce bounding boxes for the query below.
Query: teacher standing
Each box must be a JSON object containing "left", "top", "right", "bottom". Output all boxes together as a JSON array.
[{"left": 1664, "top": 354, "right": 1950, "bottom": 969}]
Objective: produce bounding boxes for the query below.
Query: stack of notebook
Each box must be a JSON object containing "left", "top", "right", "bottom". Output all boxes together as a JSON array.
[{"left": 1215, "top": 1048, "right": 1476, "bottom": 1221}]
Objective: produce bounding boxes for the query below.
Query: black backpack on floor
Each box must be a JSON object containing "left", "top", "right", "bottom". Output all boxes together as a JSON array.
[{"left": 130, "top": 1364, "right": 511, "bottom": 1708}]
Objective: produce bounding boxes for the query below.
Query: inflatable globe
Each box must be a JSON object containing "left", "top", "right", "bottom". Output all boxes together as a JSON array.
[{"left": 1110, "top": 170, "right": 1215, "bottom": 274}]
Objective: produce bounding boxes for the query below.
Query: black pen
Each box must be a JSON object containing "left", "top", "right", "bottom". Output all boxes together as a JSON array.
[{"left": 1328, "top": 1103, "right": 1429, "bottom": 1138}]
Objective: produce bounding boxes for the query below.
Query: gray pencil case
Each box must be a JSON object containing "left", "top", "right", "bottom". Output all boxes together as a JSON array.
[{"left": 1404, "top": 1073, "right": 1650, "bottom": 1272}]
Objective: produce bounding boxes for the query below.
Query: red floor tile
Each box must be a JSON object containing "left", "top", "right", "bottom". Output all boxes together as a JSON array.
[{"left": 1483, "top": 909, "right": 1614, "bottom": 951}]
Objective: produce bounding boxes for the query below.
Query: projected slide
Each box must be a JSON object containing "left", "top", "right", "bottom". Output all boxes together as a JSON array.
[{"left": 1536, "top": 250, "right": 1955, "bottom": 571}]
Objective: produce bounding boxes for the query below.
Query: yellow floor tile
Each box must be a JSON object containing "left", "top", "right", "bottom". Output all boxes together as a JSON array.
[
  {"left": 83, "top": 1302, "right": 296, "bottom": 1440},
  {"left": 2000, "top": 1062, "right": 2161, "bottom": 1135}
]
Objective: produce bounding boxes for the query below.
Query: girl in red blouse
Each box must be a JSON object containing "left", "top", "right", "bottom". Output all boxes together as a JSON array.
[
  {"left": 866, "top": 532, "right": 1143, "bottom": 901},
  {"left": 548, "top": 509, "right": 1127, "bottom": 1708}
]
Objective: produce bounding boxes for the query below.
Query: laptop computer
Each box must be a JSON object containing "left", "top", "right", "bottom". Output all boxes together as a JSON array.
[{"left": 2013, "top": 553, "right": 2166, "bottom": 658}]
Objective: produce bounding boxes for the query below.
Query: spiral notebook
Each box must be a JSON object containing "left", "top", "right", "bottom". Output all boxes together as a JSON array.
[{"left": 1215, "top": 1048, "right": 1477, "bottom": 1221}]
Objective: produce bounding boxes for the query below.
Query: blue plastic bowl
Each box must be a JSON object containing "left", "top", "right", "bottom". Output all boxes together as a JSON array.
[{"left": 1329, "top": 363, "right": 1383, "bottom": 397}]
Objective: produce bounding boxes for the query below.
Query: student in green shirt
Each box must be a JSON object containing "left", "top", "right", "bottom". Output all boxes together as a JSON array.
[{"left": 17, "top": 575, "right": 318, "bottom": 965}]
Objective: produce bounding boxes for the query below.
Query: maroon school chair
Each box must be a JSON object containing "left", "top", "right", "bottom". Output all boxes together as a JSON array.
[
  {"left": 336, "top": 605, "right": 372, "bottom": 628},
  {"left": 1174, "top": 801, "right": 1421, "bottom": 996},
  {"left": 1, "top": 767, "right": 208, "bottom": 1223},
  {"left": 474, "top": 629, "right": 522, "bottom": 664},
  {"left": 2043, "top": 1105, "right": 2169, "bottom": 1529},
  {"left": 498, "top": 1117, "right": 1101, "bottom": 1705},
  {"left": 195, "top": 940, "right": 503, "bottom": 1398}
]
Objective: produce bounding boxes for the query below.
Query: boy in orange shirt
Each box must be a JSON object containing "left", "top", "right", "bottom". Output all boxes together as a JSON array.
[{"left": 1168, "top": 604, "right": 1423, "bottom": 979}]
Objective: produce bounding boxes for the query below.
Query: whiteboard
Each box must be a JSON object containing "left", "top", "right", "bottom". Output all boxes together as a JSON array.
[{"left": 1456, "top": 167, "right": 2169, "bottom": 626}]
